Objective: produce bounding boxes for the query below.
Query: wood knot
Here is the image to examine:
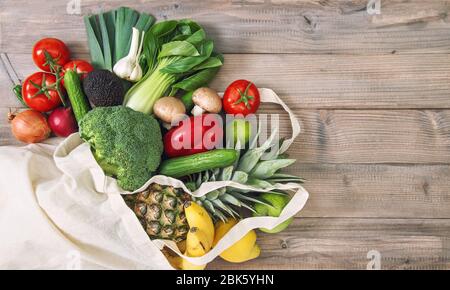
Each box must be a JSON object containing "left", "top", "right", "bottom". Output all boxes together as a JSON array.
[
  {"left": 422, "top": 181, "right": 430, "bottom": 197},
  {"left": 303, "top": 15, "right": 318, "bottom": 31}
]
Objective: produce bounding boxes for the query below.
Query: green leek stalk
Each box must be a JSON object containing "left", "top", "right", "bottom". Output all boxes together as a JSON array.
[{"left": 84, "top": 7, "right": 155, "bottom": 71}]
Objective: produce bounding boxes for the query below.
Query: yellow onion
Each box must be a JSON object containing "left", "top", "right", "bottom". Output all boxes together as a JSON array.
[{"left": 9, "top": 110, "right": 51, "bottom": 144}]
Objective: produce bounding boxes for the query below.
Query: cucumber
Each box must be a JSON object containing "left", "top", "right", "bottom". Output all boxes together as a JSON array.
[
  {"left": 64, "top": 70, "right": 91, "bottom": 123},
  {"left": 159, "top": 149, "right": 238, "bottom": 178}
]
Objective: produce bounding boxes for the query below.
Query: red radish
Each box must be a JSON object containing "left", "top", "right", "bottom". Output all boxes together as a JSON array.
[{"left": 48, "top": 107, "right": 78, "bottom": 137}]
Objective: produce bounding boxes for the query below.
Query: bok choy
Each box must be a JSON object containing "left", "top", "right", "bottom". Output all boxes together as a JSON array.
[{"left": 124, "top": 20, "right": 224, "bottom": 114}]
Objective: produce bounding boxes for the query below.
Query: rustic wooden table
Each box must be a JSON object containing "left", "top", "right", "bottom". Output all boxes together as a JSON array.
[{"left": 1, "top": 0, "right": 449, "bottom": 270}]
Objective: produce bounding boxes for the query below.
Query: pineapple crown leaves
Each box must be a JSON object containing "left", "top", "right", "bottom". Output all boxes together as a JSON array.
[
  {"left": 212, "top": 198, "right": 239, "bottom": 218},
  {"left": 186, "top": 128, "right": 304, "bottom": 222},
  {"left": 232, "top": 171, "right": 248, "bottom": 184},
  {"left": 220, "top": 193, "right": 242, "bottom": 207},
  {"left": 250, "top": 159, "right": 297, "bottom": 180},
  {"left": 220, "top": 166, "right": 234, "bottom": 182},
  {"left": 268, "top": 173, "right": 306, "bottom": 183},
  {"left": 236, "top": 129, "right": 279, "bottom": 173},
  {"left": 247, "top": 177, "right": 273, "bottom": 189}
]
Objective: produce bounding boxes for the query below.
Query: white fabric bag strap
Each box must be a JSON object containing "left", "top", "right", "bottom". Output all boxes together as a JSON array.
[{"left": 259, "top": 88, "right": 301, "bottom": 153}]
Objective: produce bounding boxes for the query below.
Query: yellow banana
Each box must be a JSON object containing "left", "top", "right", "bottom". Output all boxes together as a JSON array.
[
  {"left": 180, "top": 227, "right": 209, "bottom": 270},
  {"left": 162, "top": 248, "right": 182, "bottom": 270},
  {"left": 184, "top": 201, "right": 215, "bottom": 246},
  {"left": 186, "top": 227, "right": 212, "bottom": 256},
  {"left": 177, "top": 240, "right": 186, "bottom": 254},
  {"left": 213, "top": 218, "right": 261, "bottom": 263}
]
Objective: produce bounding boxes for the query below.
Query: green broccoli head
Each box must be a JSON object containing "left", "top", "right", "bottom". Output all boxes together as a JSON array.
[{"left": 79, "top": 106, "right": 163, "bottom": 191}]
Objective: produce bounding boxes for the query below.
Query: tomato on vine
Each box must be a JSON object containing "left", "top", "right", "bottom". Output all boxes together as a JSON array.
[
  {"left": 63, "top": 60, "right": 94, "bottom": 80},
  {"left": 22, "top": 72, "right": 65, "bottom": 112},
  {"left": 223, "top": 80, "right": 261, "bottom": 116},
  {"left": 60, "top": 60, "right": 94, "bottom": 86},
  {"left": 32, "top": 38, "right": 70, "bottom": 72}
]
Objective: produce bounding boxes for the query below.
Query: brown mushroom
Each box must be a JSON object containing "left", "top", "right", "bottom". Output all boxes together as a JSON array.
[
  {"left": 191, "top": 87, "right": 222, "bottom": 116},
  {"left": 153, "top": 97, "right": 186, "bottom": 128}
]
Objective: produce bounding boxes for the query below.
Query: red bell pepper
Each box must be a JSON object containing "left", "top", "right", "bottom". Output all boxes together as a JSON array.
[{"left": 164, "top": 114, "right": 224, "bottom": 158}]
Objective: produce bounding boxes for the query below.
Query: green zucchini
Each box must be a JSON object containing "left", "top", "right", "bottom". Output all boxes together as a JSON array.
[
  {"left": 159, "top": 149, "right": 238, "bottom": 178},
  {"left": 64, "top": 70, "right": 91, "bottom": 123}
]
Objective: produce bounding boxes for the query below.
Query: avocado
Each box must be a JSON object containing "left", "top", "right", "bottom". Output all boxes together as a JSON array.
[{"left": 83, "top": 70, "right": 125, "bottom": 107}]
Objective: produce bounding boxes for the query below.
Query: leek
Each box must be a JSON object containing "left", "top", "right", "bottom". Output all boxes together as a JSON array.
[{"left": 84, "top": 7, "right": 155, "bottom": 71}]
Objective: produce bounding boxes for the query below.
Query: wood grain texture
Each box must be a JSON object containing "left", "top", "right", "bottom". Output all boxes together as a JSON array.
[
  {"left": 0, "top": 54, "right": 22, "bottom": 107},
  {"left": 6, "top": 53, "right": 450, "bottom": 109},
  {"left": 288, "top": 109, "right": 450, "bottom": 164},
  {"left": 249, "top": 109, "right": 450, "bottom": 164},
  {"left": 0, "top": 108, "right": 23, "bottom": 147},
  {"left": 1, "top": 0, "right": 450, "bottom": 54},
  {"left": 209, "top": 218, "right": 450, "bottom": 270},
  {"left": 292, "top": 164, "right": 450, "bottom": 219}
]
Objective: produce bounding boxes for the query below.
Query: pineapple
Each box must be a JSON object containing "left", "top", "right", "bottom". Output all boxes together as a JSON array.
[
  {"left": 124, "top": 132, "right": 304, "bottom": 242},
  {"left": 123, "top": 183, "right": 191, "bottom": 242},
  {"left": 185, "top": 132, "right": 304, "bottom": 221}
]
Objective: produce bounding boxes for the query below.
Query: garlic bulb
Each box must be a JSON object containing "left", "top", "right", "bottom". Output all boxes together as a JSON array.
[{"left": 113, "top": 27, "right": 145, "bottom": 82}]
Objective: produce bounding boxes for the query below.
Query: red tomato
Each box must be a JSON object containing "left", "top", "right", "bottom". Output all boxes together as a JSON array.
[
  {"left": 63, "top": 60, "right": 94, "bottom": 80},
  {"left": 22, "top": 72, "right": 65, "bottom": 113},
  {"left": 32, "top": 38, "right": 70, "bottom": 72},
  {"left": 223, "top": 80, "right": 261, "bottom": 116}
]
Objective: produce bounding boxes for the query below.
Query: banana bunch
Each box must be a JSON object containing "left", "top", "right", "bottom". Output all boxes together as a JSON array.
[
  {"left": 166, "top": 203, "right": 261, "bottom": 269},
  {"left": 180, "top": 202, "right": 215, "bottom": 270}
]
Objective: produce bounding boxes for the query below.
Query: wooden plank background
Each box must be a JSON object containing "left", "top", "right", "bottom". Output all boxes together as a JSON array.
[{"left": 0, "top": 0, "right": 449, "bottom": 270}]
